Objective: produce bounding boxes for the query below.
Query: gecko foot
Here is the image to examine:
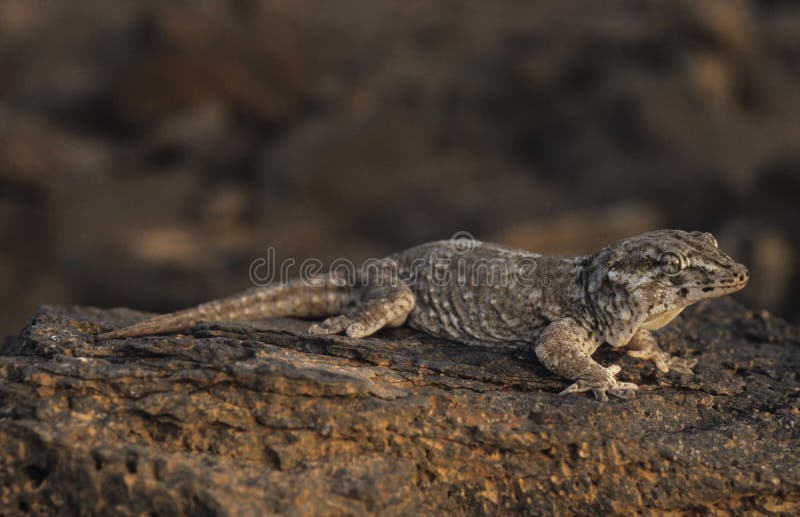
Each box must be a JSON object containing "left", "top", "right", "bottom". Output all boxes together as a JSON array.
[
  {"left": 559, "top": 365, "right": 639, "bottom": 402},
  {"left": 308, "top": 315, "right": 371, "bottom": 338},
  {"left": 626, "top": 349, "right": 697, "bottom": 375},
  {"left": 308, "top": 315, "right": 355, "bottom": 336}
]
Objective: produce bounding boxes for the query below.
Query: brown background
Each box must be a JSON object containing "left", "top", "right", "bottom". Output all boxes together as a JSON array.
[{"left": 1, "top": 0, "right": 799, "bottom": 339}]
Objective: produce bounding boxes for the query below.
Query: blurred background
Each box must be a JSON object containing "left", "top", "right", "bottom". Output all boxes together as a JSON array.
[{"left": 1, "top": 0, "right": 799, "bottom": 338}]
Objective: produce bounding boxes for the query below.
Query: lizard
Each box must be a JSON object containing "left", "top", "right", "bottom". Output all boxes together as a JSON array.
[{"left": 97, "top": 229, "right": 749, "bottom": 401}]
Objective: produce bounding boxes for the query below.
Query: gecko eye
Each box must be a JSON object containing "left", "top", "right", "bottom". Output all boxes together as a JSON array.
[{"left": 659, "top": 253, "right": 683, "bottom": 275}]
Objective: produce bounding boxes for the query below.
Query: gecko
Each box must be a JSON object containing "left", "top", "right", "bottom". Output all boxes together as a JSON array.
[{"left": 98, "top": 229, "right": 749, "bottom": 400}]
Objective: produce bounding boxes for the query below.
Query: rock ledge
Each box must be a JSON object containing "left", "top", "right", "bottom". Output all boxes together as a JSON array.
[{"left": 1, "top": 300, "right": 799, "bottom": 515}]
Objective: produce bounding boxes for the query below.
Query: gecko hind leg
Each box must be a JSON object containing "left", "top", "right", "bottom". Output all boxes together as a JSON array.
[{"left": 308, "top": 285, "right": 416, "bottom": 339}]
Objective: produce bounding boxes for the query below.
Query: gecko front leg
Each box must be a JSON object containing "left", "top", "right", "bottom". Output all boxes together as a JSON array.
[
  {"left": 534, "top": 319, "right": 638, "bottom": 401},
  {"left": 625, "top": 329, "right": 696, "bottom": 375}
]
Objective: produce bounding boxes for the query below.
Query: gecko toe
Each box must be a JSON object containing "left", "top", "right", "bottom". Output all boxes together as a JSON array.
[
  {"left": 559, "top": 380, "right": 592, "bottom": 397},
  {"left": 654, "top": 357, "right": 671, "bottom": 374},
  {"left": 666, "top": 356, "right": 697, "bottom": 376},
  {"left": 307, "top": 324, "right": 329, "bottom": 335},
  {"left": 592, "top": 389, "right": 610, "bottom": 402},
  {"left": 608, "top": 382, "right": 638, "bottom": 399},
  {"left": 308, "top": 315, "right": 352, "bottom": 336},
  {"left": 560, "top": 366, "right": 638, "bottom": 401},
  {"left": 345, "top": 323, "right": 369, "bottom": 338}
]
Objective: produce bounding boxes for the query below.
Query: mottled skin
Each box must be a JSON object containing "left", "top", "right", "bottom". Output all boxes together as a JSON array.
[{"left": 98, "top": 230, "right": 749, "bottom": 400}]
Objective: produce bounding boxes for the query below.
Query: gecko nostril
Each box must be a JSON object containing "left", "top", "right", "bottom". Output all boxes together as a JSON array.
[{"left": 736, "top": 268, "right": 749, "bottom": 283}]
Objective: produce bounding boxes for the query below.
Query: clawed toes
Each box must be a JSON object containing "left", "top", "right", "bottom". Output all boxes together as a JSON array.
[
  {"left": 308, "top": 323, "right": 331, "bottom": 335},
  {"left": 592, "top": 382, "right": 638, "bottom": 401},
  {"left": 656, "top": 354, "right": 697, "bottom": 375},
  {"left": 559, "top": 380, "right": 591, "bottom": 397},
  {"left": 345, "top": 323, "right": 368, "bottom": 338},
  {"left": 308, "top": 315, "right": 352, "bottom": 336},
  {"left": 667, "top": 357, "right": 697, "bottom": 376},
  {"left": 607, "top": 382, "right": 638, "bottom": 399},
  {"left": 308, "top": 316, "right": 373, "bottom": 339},
  {"left": 559, "top": 366, "right": 639, "bottom": 401},
  {"left": 628, "top": 349, "right": 697, "bottom": 376}
]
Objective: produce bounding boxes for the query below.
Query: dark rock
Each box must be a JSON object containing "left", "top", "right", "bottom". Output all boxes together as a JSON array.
[{"left": 1, "top": 299, "right": 799, "bottom": 514}]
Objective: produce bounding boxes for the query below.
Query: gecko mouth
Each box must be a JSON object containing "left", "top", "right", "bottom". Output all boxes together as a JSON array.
[
  {"left": 698, "top": 281, "right": 748, "bottom": 294},
  {"left": 677, "top": 279, "right": 748, "bottom": 298},
  {"left": 697, "top": 266, "right": 750, "bottom": 294}
]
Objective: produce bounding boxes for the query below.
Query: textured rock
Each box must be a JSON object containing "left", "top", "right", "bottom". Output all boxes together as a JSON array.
[{"left": 0, "top": 300, "right": 798, "bottom": 515}]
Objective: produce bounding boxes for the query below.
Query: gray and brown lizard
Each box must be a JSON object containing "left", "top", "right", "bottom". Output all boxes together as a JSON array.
[{"left": 98, "top": 230, "right": 749, "bottom": 400}]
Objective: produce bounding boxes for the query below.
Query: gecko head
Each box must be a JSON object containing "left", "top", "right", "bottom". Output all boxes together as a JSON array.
[{"left": 586, "top": 229, "right": 749, "bottom": 319}]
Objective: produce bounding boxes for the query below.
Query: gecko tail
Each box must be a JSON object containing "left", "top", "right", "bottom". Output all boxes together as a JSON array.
[
  {"left": 96, "top": 277, "right": 355, "bottom": 340},
  {"left": 96, "top": 310, "right": 204, "bottom": 340}
]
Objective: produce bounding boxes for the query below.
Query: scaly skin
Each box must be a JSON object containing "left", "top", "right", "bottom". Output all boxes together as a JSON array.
[{"left": 98, "top": 230, "right": 749, "bottom": 401}]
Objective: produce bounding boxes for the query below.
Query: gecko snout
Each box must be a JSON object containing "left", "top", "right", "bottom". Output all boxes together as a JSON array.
[{"left": 733, "top": 264, "right": 749, "bottom": 285}]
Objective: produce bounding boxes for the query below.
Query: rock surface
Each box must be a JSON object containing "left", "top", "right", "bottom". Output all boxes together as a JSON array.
[{"left": 0, "top": 300, "right": 798, "bottom": 515}]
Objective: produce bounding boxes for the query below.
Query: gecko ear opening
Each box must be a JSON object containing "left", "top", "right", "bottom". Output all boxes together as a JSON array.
[
  {"left": 587, "top": 265, "right": 607, "bottom": 293},
  {"left": 587, "top": 248, "right": 624, "bottom": 293}
]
